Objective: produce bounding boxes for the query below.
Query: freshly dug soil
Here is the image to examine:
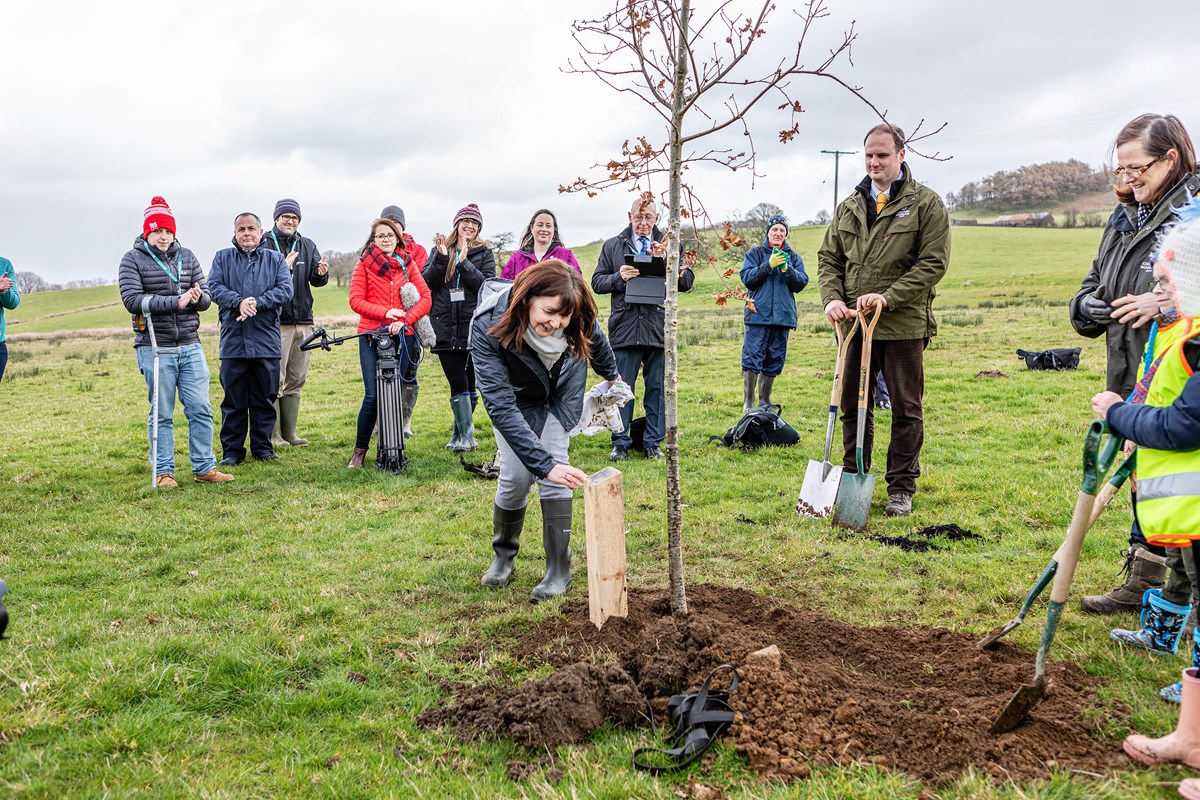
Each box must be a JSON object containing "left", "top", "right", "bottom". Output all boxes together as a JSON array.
[{"left": 422, "top": 585, "right": 1128, "bottom": 785}]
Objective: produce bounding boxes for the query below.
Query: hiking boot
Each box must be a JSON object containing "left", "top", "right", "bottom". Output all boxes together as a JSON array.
[
  {"left": 884, "top": 492, "right": 912, "bottom": 517},
  {"left": 156, "top": 474, "right": 178, "bottom": 489},
  {"left": 1111, "top": 589, "right": 1192, "bottom": 655},
  {"left": 347, "top": 448, "right": 368, "bottom": 469},
  {"left": 610, "top": 445, "right": 628, "bottom": 461},
  {"left": 1081, "top": 544, "right": 1167, "bottom": 614},
  {"left": 194, "top": 469, "right": 234, "bottom": 484},
  {"left": 644, "top": 446, "right": 664, "bottom": 459},
  {"left": 219, "top": 456, "right": 242, "bottom": 467}
]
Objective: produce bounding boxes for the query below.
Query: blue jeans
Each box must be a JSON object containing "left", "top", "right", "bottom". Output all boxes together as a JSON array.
[
  {"left": 612, "top": 346, "right": 665, "bottom": 448},
  {"left": 0, "top": 341, "right": 7, "bottom": 382},
  {"left": 137, "top": 343, "right": 217, "bottom": 476},
  {"left": 356, "top": 332, "right": 417, "bottom": 449}
]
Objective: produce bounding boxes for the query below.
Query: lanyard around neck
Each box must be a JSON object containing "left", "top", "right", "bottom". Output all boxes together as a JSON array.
[
  {"left": 269, "top": 230, "right": 299, "bottom": 254},
  {"left": 143, "top": 242, "right": 182, "bottom": 286}
]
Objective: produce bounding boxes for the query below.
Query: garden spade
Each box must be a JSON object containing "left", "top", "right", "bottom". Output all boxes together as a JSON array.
[
  {"left": 976, "top": 447, "right": 1134, "bottom": 649},
  {"left": 797, "top": 315, "right": 860, "bottom": 518},
  {"left": 831, "top": 300, "right": 883, "bottom": 531},
  {"left": 991, "top": 420, "right": 1119, "bottom": 734}
]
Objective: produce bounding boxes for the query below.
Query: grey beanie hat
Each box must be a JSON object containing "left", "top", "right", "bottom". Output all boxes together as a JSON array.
[
  {"left": 274, "top": 198, "right": 301, "bottom": 221},
  {"left": 380, "top": 205, "right": 406, "bottom": 230}
]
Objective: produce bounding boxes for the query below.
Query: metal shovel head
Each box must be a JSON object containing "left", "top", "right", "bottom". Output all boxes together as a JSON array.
[
  {"left": 831, "top": 471, "right": 875, "bottom": 531},
  {"left": 797, "top": 460, "right": 842, "bottom": 518},
  {"left": 977, "top": 617, "right": 1022, "bottom": 650},
  {"left": 990, "top": 676, "right": 1046, "bottom": 734}
]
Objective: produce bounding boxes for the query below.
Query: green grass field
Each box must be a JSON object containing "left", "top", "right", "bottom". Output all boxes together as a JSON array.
[{"left": 1, "top": 225, "right": 1189, "bottom": 798}]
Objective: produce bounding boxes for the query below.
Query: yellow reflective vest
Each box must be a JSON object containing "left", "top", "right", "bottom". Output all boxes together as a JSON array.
[{"left": 1141, "top": 326, "right": 1200, "bottom": 546}]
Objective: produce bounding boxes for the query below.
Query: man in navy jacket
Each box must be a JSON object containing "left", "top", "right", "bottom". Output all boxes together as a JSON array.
[{"left": 208, "top": 213, "right": 293, "bottom": 465}]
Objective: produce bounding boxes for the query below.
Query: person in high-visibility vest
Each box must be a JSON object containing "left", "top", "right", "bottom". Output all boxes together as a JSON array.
[{"left": 1093, "top": 197, "right": 1200, "bottom": 777}]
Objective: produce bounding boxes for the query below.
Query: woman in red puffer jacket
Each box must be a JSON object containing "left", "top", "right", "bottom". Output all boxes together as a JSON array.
[{"left": 347, "top": 217, "right": 431, "bottom": 467}]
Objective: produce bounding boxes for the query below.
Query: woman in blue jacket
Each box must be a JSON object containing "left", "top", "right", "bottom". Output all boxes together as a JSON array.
[{"left": 740, "top": 214, "right": 808, "bottom": 411}]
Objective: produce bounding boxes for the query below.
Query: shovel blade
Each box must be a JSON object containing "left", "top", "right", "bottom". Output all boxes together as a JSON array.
[
  {"left": 990, "top": 677, "right": 1046, "bottom": 734},
  {"left": 798, "top": 460, "right": 842, "bottom": 518},
  {"left": 831, "top": 472, "right": 875, "bottom": 531},
  {"left": 977, "top": 617, "right": 1022, "bottom": 650}
]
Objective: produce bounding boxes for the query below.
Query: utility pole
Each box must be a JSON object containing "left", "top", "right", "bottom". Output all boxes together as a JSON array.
[{"left": 821, "top": 149, "right": 857, "bottom": 212}]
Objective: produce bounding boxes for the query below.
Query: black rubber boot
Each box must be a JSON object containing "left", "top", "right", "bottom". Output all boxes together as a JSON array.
[
  {"left": 531, "top": 498, "right": 572, "bottom": 602},
  {"left": 448, "top": 393, "right": 477, "bottom": 451},
  {"left": 757, "top": 374, "right": 775, "bottom": 407},
  {"left": 481, "top": 505, "right": 525, "bottom": 587},
  {"left": 742, "top": 370, "right": 757, "bottom": 413}
]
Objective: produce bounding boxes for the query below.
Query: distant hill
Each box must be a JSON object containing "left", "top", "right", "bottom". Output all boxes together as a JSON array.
[{"left": 947, "top": 159, "right": 1111, "bottom": 216}]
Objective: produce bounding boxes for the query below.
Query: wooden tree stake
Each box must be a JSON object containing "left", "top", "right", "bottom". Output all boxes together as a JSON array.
[{"left": 583, "top": 466, "right": 628, "bottom": 629}]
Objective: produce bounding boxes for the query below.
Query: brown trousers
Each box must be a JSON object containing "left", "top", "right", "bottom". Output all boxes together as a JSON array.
[{"left": 839, "top": 336, "right": 928, "bottom": 496}]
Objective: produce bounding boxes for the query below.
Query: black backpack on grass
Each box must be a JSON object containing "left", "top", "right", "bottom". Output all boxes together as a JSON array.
[
  {"left": 1016, "top": 347, "right": 1081, "bottom": 371},
  {"left": 709, "top": 404, "right": 800, "bottom": 449}
]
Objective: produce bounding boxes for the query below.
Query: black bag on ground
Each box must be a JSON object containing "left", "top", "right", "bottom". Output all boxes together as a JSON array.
[
  {"left": 1016, "top": 347, "right": 1081, "bottom": 370},
  {"left": 709, "top": 404, "right": 800, "bottom": 449}
]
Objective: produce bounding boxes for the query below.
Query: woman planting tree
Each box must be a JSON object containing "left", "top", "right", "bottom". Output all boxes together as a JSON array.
[{"left": 470, "top": 260, "right": 618, "bottom": 602}]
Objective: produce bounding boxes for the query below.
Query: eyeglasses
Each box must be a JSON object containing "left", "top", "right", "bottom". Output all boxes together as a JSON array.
[
  {"left": 374, "top": 233, "right": 397, "bottom": 241},
  {"left": 278, "top": 214, "right": 300, "bottom": 223},
  {"left": 632, "top": 214, "right": 657, "bottom": 222},
  {"left": 1114, "top": 156, "right": 1162, "bottom": 179},
  {"left": 1149, "top": 277, "right": 1171, "bottom": 292}
]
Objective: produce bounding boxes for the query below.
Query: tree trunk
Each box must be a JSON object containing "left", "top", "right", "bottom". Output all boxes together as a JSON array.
[{"left": 664, "top": 0, "right": 690, "bottom": 616}]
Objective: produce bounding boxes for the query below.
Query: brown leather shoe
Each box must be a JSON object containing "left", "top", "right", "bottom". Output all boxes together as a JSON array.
[
  {"left": 156, "top": 474, "right": 178, "bottom": 489},
  {"left": 348, "top": 448, "right": 368, "bottom": 468},
  {"left": 194, "top": 468, "right": 234, "bottom": 484}
]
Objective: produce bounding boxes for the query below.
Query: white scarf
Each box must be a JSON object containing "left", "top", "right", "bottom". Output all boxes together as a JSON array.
[{"left": 522, "top": 325, "right": 568, "bottom": 370}]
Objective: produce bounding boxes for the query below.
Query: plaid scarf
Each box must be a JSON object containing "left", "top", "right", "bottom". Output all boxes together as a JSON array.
[{"left": 361, "top": 243, "right": 410, "bottom": 279}]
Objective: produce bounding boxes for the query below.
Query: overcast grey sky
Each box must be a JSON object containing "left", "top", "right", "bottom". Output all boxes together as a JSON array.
[{"left": 4, "top": 0, "right": 1200, "bottom": 283}]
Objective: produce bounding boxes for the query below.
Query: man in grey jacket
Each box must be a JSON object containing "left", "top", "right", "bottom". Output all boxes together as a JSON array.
[
  {"left": 591, "top": 197, "right": 694, "bottom": 460},
  {"left": 208, "top": 213, "right": 293, "bottom": 466}
]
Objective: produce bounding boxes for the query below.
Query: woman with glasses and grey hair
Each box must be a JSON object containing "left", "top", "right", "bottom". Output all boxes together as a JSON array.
[{"left": 1071, "top": 113, "right": 1200, "bottom": 615}]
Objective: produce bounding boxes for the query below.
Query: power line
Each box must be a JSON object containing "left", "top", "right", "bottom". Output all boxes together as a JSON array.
[{"left": 820, "top": 150, "right": 857, "bottom": 212}]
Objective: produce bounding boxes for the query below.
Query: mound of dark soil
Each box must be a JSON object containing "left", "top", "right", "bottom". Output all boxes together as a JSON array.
[{"left": 421, "top": 585, "right": 1128, "bottom": 785}]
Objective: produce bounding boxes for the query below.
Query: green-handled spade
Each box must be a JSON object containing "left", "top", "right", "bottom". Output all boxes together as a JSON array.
[
  {"left": 977, "top": 447, "right": 1135, "bottom": 650},
  {"left": 991, "top": 420, "right": 1121, "bottom": 734}
]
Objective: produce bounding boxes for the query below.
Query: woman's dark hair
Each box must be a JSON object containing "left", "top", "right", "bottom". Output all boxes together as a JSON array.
[
  {"left": 360, "top": 218, "right": 410, "bottom": 258},
  {"left": 517, "top": 209, "right": 563, "bottom": 253},
  {"left": 1111, "top": 114, "right": 1197, "bottom": 205},
  {"left": 487, "top": 259, "right": 597, "bottom": 361}
]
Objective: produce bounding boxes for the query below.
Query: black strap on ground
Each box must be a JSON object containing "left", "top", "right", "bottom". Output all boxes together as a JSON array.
[{"left": 632, "top": 663, "right": 740, "bottom": 774}]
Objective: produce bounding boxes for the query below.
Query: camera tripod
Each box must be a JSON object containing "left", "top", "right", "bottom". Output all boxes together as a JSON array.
[{"left": 301, "top": 326, "right": 416, "bottom": 472}]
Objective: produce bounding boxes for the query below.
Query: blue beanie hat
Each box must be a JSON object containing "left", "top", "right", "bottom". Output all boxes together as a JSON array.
[{"left": 766, "top": 214, "right": 788, "bottom": 234}]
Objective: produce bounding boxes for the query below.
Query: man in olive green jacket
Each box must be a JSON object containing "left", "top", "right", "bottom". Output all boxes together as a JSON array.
[{"left": 817, "top": 124, "right": 951, "bottom": 517}]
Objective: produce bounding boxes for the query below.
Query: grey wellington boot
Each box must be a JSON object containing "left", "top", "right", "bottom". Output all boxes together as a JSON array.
[
  {"left": 757, "top": 374, "right": 776, "bottom": 408},
  {"left": 531, "top": 498, "right": 573, "bottom": 602},
  {"left": 742, "top": 370, "right": 758, "bottom": 414},
  {"left": 447, "top": 393, "right": 478, "bottom": 451},
  {"left": 279, "top": 395, "right": 308, "bottom": 446},
  {"left": 481, "top": 505, "right": 526, "bottom": 587},
  {"left": 400, "top": 383, "right": 418, "bottom": 438},
  {"left": 271, "top": 400, "right": 290, "bottom": 448}
]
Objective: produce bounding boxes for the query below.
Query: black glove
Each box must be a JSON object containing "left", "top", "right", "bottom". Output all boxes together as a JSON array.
[{"left": 1079, "top": 286, "right": 1113, "bottom": 325}]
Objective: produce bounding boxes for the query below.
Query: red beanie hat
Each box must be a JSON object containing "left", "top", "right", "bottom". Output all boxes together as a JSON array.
[
  {"left": 452, "top": 203, "right": 483, "bottom": 228},
  {"left": 143, "top": 196, "right": 177, "bottom": 238}
]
